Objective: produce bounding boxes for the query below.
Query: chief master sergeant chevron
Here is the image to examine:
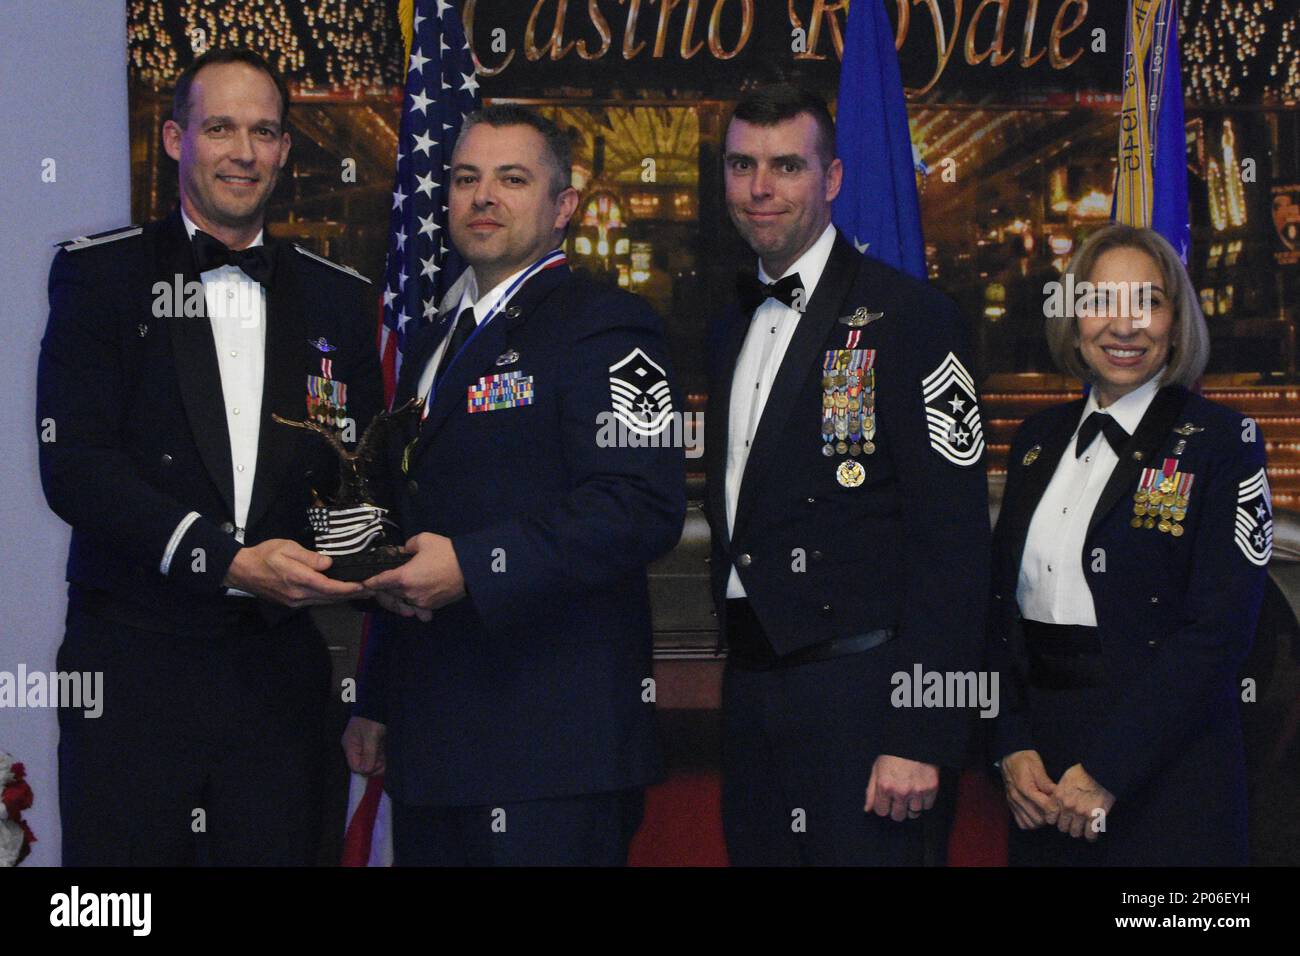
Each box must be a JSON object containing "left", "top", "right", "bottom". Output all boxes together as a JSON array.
[
  {"left": 344, "top": 105, "right": 687, "bottom": 866},
  {"left": 37, "top": 48, "right": 383, "bottom": 866}
]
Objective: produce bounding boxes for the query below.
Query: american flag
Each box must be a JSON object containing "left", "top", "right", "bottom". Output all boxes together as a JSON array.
[
  {"left": 345, "top": 0, "right": 481, "bottom": 869},
  {"left": 377, "top": 0, "right": 482, "bottom": 405}
]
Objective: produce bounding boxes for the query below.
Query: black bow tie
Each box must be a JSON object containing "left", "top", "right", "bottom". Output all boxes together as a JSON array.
[
  {"left": 192, "top": 229, "right": 276, "bottom": 286},
  {"left": 1075, "top": 411, "right": 1130, "bottom": 458},
  {"left": 738, "top": 271, "right": 805, "bottom": 314}
]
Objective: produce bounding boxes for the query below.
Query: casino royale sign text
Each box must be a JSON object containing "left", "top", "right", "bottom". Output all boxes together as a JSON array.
[{"left": 465, "top": 0, "right": 1097, "bottom": 95}]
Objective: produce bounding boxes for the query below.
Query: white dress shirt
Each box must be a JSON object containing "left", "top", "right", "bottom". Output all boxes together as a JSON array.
[
  {"left": 161, "top": 211, "right": 268, "bottom": 581},
  {"left": 415, "top": 262, "right": 534, "bottom": 407},
  {"left": 725, "top": 223, "right": 837, "bottom": 598},
  {"left": 1017, "top": 372, "right": 1165, "bottom": 625}
]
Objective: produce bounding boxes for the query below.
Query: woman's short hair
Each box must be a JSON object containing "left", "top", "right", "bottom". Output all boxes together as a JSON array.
[{"left": 1045, "top": 223, "right": 1209, "bottom": 388}]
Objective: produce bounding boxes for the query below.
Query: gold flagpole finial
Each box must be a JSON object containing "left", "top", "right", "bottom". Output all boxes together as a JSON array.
[{"left": 399, "top": 0, "right": 415, "bottom": 65}]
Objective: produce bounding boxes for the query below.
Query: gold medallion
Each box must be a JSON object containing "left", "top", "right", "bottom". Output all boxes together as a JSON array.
[
  {"left": 836, "top": 459, "right": 866, "bottom": 488},
  {"left": 1170, "top": 523, "right": 1185, "bottom": 537}
]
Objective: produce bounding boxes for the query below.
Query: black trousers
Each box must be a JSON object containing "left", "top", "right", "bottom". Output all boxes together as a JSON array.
[
  {"left": 721, "top": 653, "right": 926, "bottom": 867},
  {"left": 57, "top": 602, "right": 332, "bottom": 866},
  {"left": 1007, "top": 622, "right": 1248, "bottom": 866},
  {"left": 390, "top": 789, "right": 645, "bottom": 866},
  {"left": 1006, "top": 679, "right": 1249, "bottom": 867}
]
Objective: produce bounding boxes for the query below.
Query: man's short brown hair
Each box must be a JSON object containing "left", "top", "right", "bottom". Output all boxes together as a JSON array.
[
  {"left": 726, "top": 83, "right": 837, "bottom": 169},
  {"left": 460, "top": 104, "right": 574, "bottom": 197},
  {"left": 172, "top": 47, "right": 290, "bottom": 131}
]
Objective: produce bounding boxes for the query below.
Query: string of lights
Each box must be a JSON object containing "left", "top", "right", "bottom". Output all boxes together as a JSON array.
[
  {"left": 128, "top": 0, "right": 402, "bottom": 92},
  {"left": 1183, "top": 0, "right": 1299, "bottom": 104}
]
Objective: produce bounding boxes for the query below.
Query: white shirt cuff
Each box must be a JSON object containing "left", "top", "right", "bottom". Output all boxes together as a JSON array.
[{"left": 160, "top": 511, "right": 201, "bottom": 575}]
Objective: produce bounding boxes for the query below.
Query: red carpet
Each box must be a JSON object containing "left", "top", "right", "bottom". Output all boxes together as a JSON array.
[
  {"left": 946, "top": 768, "right": 1009, "bottom": 866},
  {"left": 629, "top": 770, "right": 1008, "bottom": 866},
  {"left": 629, "top": 772, "right": 729, "bottom": 866}
]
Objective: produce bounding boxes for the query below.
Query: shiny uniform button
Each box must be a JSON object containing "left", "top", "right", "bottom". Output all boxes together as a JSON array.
[
  {"left": 737, "top": 553, "right": 753, "bottom": 568},
  {"left": 810, "top": 550, "right": 824, "bottom": 563},
  {"left": 820, "top": 604, "right": 833, "bottom": 615},
  {"left": 219, "top": 521, "right": 235, "bottom": 534},
  {"left": 407, "top": 479, "right": 420, "bottom": 496},
  {"left": 160, "top": 453, "right": 173, "bottom": 467}
]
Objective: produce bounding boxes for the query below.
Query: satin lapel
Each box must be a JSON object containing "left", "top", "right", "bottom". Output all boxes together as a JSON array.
[
  {"left": 1086, "top": 384, "right": 1190, "bottom": 540},
  {"left": 732, "top": 234, "right": 859, "bottom": 543},
  {"left": 411, "top": 263, "right": 570, "bottom": 458},
  {"left": 704, "top": 304, "right": 750, "bottom": 549},
  {"left": 162, "top": 211, "right": 236, "bottom": 517},
  {"left": 245, "top": 241, "right": 310, "bottom": 531},
  {"left": 1003, "top": 401, "right": 1082, "bottom": 585}
]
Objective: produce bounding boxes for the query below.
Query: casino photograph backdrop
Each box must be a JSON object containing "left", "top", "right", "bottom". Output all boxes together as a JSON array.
[{"left": 127, "top": 0, "right": 1300, "bottom": 865}]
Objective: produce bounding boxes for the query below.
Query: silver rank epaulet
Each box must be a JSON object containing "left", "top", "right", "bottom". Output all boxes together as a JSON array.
[
  {"left": 56, "top": 225, "right": 143, "bottom": 251},
  {"left": 294, "top": 244, "right": 372, "bottom": 284}
]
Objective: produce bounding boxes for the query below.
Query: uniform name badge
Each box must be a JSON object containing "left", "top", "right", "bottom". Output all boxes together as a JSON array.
[
  {"left": 1132, "top": 456, "right": 1194, "bottom": 536},
  {"left": 822, "top": 348, "right": 876, "bottom": 487}
]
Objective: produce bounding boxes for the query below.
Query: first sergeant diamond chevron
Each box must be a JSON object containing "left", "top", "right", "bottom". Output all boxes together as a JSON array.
[{"left": 609, "top": 347, "right": 673, "bottom": 437}]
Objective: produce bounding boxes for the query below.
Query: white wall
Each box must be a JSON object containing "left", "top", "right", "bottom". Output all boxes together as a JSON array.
[{"left": 0, "top": 0, "right": 130, "bottom": 866}]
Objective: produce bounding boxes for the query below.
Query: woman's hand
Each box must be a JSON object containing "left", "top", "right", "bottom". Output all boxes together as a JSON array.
[
  {"left": 1047, "top": 763, "right": 1116, "bottom": 841},
  {"left": 1000, "top": 749, "right": 1056, "bottom": 830}
]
